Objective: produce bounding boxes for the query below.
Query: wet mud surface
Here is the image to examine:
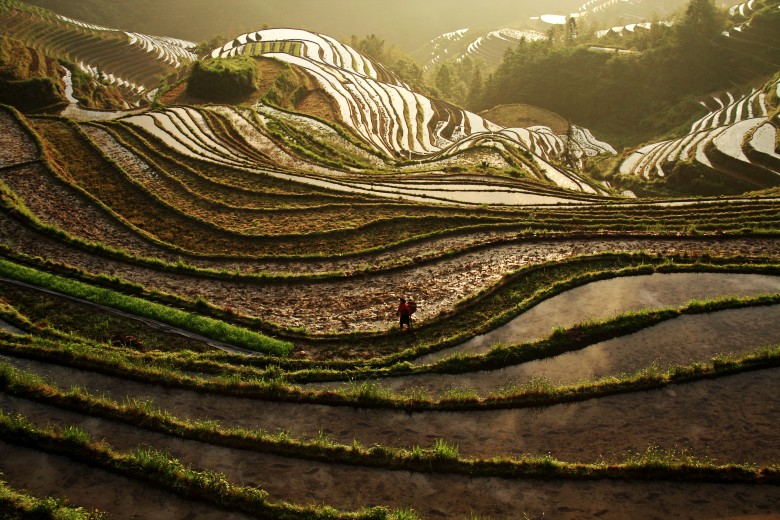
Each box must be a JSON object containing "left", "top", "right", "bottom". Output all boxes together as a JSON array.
[
  {"left": 1, "top": 209, "right": 777, "bottom": 333},
  {"left": 416, "top": 272, "right": 780, "bottom": 363},
  {"left": 2, "top": 395, "right": 779, "bottom": 520},
  {"left": 309, "top": 304, "right": 780, "bottom": 397},
  {"left": 2, "top": 355, "right": 779, "bottom": 465}
]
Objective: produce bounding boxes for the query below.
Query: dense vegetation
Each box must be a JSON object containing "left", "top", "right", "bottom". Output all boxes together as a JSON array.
[
  {"left": 185, "top": 56, "right": 260, "bottom": 102},
  {"left": 476, "top": 0, "right": 780, "bottom": 147}
]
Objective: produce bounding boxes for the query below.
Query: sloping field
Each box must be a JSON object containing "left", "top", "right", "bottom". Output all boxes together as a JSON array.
[
  {"left": 211, "top": 28, "right": 615, "bottom": 195},
  {"left": 2, "top": 84, "right": 780, "bottom": 516},
  {"left": 0, "top": 0, "right": 196, "bottom": 103},
  {"left": 0, "top": 2, "right": 780, "bottom": 517},
  {"left": 618, "top": 74, "right": 780, "bottom": 191}
]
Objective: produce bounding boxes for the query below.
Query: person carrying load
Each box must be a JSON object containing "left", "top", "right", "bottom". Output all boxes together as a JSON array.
[{"left": 397, "top": 297, "right": 415, "bottom": 331}]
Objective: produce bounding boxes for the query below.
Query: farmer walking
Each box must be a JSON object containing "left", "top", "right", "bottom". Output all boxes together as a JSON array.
[{"left": 397, "top": 297, "right": 412, "bottom": 331}]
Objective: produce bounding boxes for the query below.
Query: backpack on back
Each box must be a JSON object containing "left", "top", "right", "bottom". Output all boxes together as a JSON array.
[{"left": 407, "top": 300, "right": 417, "bottom": 314}]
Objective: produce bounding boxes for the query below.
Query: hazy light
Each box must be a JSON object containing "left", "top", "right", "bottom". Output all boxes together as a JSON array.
[{"left": 540, "top": 14, "right": 568, "bottom": 25}]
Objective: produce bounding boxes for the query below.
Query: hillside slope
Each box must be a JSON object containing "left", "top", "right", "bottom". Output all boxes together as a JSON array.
[
  {"left": 211, "top": 28, "right": 616, "bottom": 194},
  {"left": 0, "top": 0, "right": 197, "bottom": 104}
]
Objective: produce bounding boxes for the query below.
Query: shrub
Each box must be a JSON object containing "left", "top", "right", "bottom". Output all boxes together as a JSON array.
[{"left": 432, "top": 438, "right": 459, "bottom": 460}]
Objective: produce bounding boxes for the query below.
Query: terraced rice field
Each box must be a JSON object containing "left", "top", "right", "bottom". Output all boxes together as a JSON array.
[
  {"left": 0, "top": 0, "right": 196, "bottom": 103},
  {"left": 619, "top": 74, "right": 780, "bottom": 188},
  {"left": 1, "top": 8, "right": 780, "bottom": 515},
  {"left": 2, "top": 88, "right": 780, "bottom": 518}
]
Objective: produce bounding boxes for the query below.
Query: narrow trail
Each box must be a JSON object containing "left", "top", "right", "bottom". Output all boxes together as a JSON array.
[{"left": 0, "top": 275, "right": 262, "bottom": 357}]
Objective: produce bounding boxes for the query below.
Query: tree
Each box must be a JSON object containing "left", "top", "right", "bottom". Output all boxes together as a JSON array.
[
  {"left": 466, "top": 65, "right": 483, "bottom": 109},
  {"left": 193, "top": 34, "right": 228, "bottom": 58},
  {"left": 675, "top": 0, "right": 726, "bottom": 48},
  {"left": 350, "top": 34, "right": 385, "bottom": 61},
  {"left": 434, "top": 63, "right": 455, "bottom": 100},
  {"left": 391, "top": 58, "right": 423, "bottom": 88},
  {"left": 565, "top": 17, "right": 578, "bottom": 46}
]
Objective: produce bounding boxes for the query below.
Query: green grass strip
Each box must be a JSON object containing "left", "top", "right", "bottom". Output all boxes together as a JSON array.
[
  {"left": 0, "top": 479, "right": 105, "bottom": 520},
  {"left": 0, "top": 411, "right": 411, "bottom": 520},
  {"left": 0, "top": 258, "right": 293, "bottom": 356},
  {"left": 0, "top": 363, "right": 778, "bottom": 484}
]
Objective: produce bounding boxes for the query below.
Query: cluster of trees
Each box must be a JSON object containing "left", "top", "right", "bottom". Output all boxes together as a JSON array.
[
  {"left": 348, "top": 34, "right": 484, "bottom": 107},
  {"left": 473, "top": 0, "right": 778, "bottom": 146}
]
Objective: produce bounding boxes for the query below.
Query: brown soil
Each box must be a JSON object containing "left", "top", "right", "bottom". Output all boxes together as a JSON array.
[
  {"left": 0, "top": 108, "right": 39, "bottom": 166},
  {"left": 3, "top": 394, "right": 780, "bottom": 520},
  {"left": 1, "top": 207, "right": 777, "bottom": 335},
  {"left": 297, "top": 89, "right": 341, "bottom": 124},
  {"left": 157, "top": 81, "right": 201, "bottom": 106}
]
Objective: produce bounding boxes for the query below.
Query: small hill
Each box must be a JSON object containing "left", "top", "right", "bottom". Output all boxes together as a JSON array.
[{"left": 480, "top": 104, "right": 569, "bottom": 134}]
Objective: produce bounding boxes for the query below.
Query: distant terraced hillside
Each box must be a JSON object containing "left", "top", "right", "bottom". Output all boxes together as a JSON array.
[
  {"left": 618, "top": 74, "right": 780, "bottom": 194},
  {"left": 616, "top": 0, "right": 780, "bottom": 196},
  {"left": 0, "top": 0, "right": 197, "bottom": 103},
  {"left": 412, "top": 28, "right": 547, "bottom": 73},
  {"left": 212, "top": 28, "right": 615, "bottom": 194},
  {"left": 412, "top": 0, "right": 690, "bottom": 73}
]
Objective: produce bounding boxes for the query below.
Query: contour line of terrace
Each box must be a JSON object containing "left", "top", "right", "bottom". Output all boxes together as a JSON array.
[{"left": 210, "top": 28, "right": 616, "bottom": 195}]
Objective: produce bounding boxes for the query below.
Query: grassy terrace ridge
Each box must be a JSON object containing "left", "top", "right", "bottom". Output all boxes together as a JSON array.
[
  {"left": 1, "top": 362, "right": 779, "bottom": 485},
  {"left": 2, "top": 310, "right": 780, "bottom": 411},
  {"left": 81, "top": 124, "right": 533, "bottom": 236},
  {"left": 0, "top": 413, "right": 409, "bottom": 520},
  {"left": 0, "top": 478, "right": 106, "bottom": 520},
  {"left": 27, "top": 116, "right": 525, "bottom": 257},
  {"left": 101, "top": 120, "right": 384, "bottom": 203},
  {"left": 3, "top": 278, "right": 779, "bottom": 383},
  {"left": 0, "top": 257, "right": 293, "bottom": 356},
  {"left": 3, "top": 174, "right": 779, "bottom": 275},
  {"left": 275, "top": 293, "right": 780, "bottom": 382},
  {"left": 2, "top": 149, "right": 779, "bottom": 267},
  {"left": 5, "top": 132, "right": 778, "bottom": 272}
]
